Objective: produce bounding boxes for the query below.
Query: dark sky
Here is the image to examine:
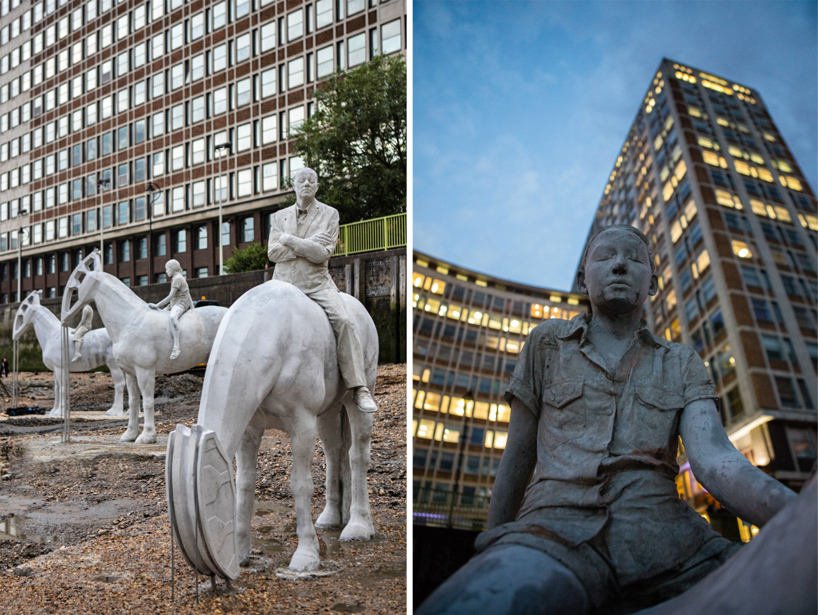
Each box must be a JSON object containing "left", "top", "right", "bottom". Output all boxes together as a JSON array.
[{"left": 413, "top": 0, "right": 818, "bottom": 290}]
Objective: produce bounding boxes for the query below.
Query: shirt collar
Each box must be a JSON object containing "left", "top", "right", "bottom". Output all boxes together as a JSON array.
[{"left": 556, "top": 313, "right": 670, "bottom": 349}]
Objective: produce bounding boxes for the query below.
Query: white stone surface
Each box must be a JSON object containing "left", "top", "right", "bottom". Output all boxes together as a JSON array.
[
  {"left": 167, "top": 279, "right": 378, "bottom": 577},
  {"left": 13, "top": 291, "right": 128, "bottom": 417},
  {"left": 61, "top": 251, "right": 227, "bottom": 444}
]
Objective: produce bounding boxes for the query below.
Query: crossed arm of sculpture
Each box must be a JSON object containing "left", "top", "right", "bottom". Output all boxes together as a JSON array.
[
  {"left": 267, "top": 212, "right": 339, "bottom": 265},
  {"left": 488, "top": 397, "right": 797, "bottom": 531}
]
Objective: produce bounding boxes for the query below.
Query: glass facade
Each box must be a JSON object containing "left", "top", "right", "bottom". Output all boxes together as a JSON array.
[{"left": 413, "top": 252, "right": 589, "bottom": 529}]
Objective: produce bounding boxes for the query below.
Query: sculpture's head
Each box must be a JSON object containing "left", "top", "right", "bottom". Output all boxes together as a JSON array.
[
  {"left": 293, "top": 167, "right": 319, "bottom": 201},
  {"left": 61, "top": 250, "right": 102, "bottom": 326},
  {"left": 165, "top": 259, "right": 183, "bottom": 277},
  {"left": 13, "top": 290, "right": 42, "bottom": 340},
  {"left": 576, "top": 225, "right": 658, "bottom": 316}
]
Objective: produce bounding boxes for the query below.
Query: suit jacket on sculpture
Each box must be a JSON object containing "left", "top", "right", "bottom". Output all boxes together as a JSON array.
[{"left": 267, "top": 201, "right": 339, "bottom": 293}]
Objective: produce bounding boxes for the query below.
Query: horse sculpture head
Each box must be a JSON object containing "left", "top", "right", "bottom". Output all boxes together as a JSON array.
[
  {"left": 12, "top": 290, "right": 43, "bottom": 341},
  {"left": 61, "top": 250, "right": 102, "bottom": 327}
]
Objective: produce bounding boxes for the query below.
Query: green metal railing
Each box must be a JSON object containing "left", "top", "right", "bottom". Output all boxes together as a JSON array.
[{"left": 333, "top": 212, "right": 406, "bottom": 256}]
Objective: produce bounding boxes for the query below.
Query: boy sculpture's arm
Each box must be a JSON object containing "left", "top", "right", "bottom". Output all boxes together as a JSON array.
[
  {"left": 679, "top": 399, "right": 796, "bottom": 527},
  {"left": 487, "top": 398, "right": 538, "bottom": 529}
]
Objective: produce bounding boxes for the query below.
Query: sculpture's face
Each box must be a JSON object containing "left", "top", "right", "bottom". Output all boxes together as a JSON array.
[
  {"left": 294, "top": 172, "right": 319, "bottom": 200},
  {"left": 165, "top": 263, "right": 174, "bottom": 277},
  {"left": 581, "top": 228, "right": 657, "bottom": 315}
]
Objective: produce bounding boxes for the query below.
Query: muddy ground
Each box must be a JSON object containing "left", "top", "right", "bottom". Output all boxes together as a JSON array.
[{"left": 0, "top": 365, "right": 407, "bottom": 614}]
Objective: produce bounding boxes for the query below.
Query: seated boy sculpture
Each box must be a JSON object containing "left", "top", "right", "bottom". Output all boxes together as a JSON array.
[{"left": 417, "top": 225, "right": 796, "bottom": 615}]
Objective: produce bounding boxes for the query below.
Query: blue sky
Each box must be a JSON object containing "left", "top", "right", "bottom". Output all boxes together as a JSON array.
[{"left": 413, "top": 1, "right": 818, "bottom": 291}]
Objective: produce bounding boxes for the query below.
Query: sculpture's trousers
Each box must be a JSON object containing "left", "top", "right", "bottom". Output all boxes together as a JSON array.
[{"left": 306, "top": 287, "right": 367, "bottom": 389}]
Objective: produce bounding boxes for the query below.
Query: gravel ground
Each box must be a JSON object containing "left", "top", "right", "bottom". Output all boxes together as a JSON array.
[{"left": 0, "top": 364, "right": 407, "bottom": 614}]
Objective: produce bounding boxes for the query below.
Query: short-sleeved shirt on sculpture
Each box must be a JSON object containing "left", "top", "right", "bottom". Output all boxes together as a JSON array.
[
  {"left": 169, "top": 274, "right": 193, "bottom": 311},
  {"left": 477, "top": 314, "right": 738, "bottom": 608}
]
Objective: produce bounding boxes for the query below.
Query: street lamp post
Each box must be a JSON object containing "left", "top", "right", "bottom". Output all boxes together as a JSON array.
[
  {"left": 214, "top": 142, "right": 231, "bottom": 275},
  {"left": 146, "top": 182, "right": 161, "bottom": 284},
  {"left": 98, "top": 176, "right": 111, "bottom": 257},
  {"left": 16, "top": 208, "right": 28, "bottom": 303}
]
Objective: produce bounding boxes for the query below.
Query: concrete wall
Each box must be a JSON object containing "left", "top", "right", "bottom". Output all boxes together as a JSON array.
[{"left": 0, "top": 248, "right": 406, "bottom": 370}]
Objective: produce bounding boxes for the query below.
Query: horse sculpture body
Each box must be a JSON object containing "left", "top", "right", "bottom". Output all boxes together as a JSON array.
[
  {"left": 166, "top": 280, "right": 378, "bottom": 578},
  {"left": 13, "top": 291, "right": 128, "bottom": 417},
  {"left": 61, "top": 252, "right": 227, "bottom": 444}
]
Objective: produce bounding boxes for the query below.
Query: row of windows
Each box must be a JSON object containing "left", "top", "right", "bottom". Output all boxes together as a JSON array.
[
  {"left": 3, "top": 112, "right": 307, "bottom": 201},
  {"left": 0, "top": 0, "right": 354, "bottom": 70},
  {"left": 0, "top": 0, "right": 400, "bottom": 128},
  {"left": 3, "top": 215, "right": 258, "bottom": 270},
  {"left": 0, "top": 22, "right": 402, "bottom": 162},
  {"left": 0, "top": 163, "right": 297, "bottom": 252}
]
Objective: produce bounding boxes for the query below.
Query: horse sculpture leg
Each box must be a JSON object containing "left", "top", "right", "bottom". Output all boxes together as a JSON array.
[
  {"left": 340, "top": 399, "right": 375, "bottom": 541},
  {"left": 316, "top": 408, "right": 344, "bottom": 528},
  {"left": 50, "top": 369, "right": 63, "bottom": 417},
  {"left": 120, "top": 373, "right": 141, "bottom": 442},
  {"left": 105, "top": 361, "right": 126, "bottom": 417},
  {"left": 134, "top": 367, "right": 157, "bottom": 444},
  {"left": 236, "top": 424, "right": 264, "bottom": 565},
  {"left": 288, "top": 413, "right": 321, "bottom": 571}
]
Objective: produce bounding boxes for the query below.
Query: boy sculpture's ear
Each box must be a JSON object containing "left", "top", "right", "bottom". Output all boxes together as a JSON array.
[
  {"left": 576, "top": 271, "right": 587, "bottom": 295},
  {"left": 649, "top": 273, "right": 659, "bottom": 297}
]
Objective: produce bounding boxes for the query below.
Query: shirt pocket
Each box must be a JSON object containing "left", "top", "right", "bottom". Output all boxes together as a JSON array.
[
  {"left": 542, "top": 379, "right": 585, "bottom": 435},
  {"left": 634, "top": 385, "right": 685, "bottom": 440}
]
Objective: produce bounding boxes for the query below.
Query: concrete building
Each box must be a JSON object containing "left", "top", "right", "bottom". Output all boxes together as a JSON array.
[
  {"left": 0, "top": 0, "right": 406, "bottom": 302},
  {"left": 577, "top": 59, "right": 817, "bottom": 535},
  {"left": 412, "top": 251, "right": 589, "bottom": 528}
]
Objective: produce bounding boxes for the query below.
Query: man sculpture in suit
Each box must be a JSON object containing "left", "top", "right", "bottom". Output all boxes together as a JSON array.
[{"left": 267, "top": 167, "right": 377, "bottom": 414}]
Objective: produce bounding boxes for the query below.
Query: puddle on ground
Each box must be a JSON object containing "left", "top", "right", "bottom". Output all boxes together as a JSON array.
[
  {"left": 254, "top": 537, "right": 286, "bottom": 555},
  {"left": 253, "top": 500, "right": 288, "bottom": 517},
  {"left": 0, "top": 515, "right": 62, "bottom": 544},
  {"left": 319, "top": 530, "right": 387, "bottom": 557}
]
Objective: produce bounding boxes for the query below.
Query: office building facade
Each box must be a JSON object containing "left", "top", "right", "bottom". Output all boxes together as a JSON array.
[
  {"left": 0, "top": 0, "right": 405, "bottom": 302},
  {"left": 412, "top": 251, "right": 589, "bottom": 528},
  {"left": 578, "top": 59, "right": 817, "bottom": 523}
]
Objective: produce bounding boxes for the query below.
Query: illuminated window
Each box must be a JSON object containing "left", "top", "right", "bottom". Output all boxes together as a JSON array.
[
  {"left": 731, "top": 240, "right": 752, "bottom": 259},
  {"left": 416, "top": 419, "right": 434, "bottom": 439}
]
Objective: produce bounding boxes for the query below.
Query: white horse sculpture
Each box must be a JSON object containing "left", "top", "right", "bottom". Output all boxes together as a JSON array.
[
  {"left": 12, "top": 290, "right": 128, "bottom": 417},
  {"left": 61, "top": 251, "right": 228, "bottom": 444},
  {"left": 166, "top": 280, "right": 378, "bottom": 579}
]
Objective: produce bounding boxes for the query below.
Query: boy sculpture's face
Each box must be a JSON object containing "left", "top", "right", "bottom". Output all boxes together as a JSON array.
[{"left": 580, "top": 228, "right": 658, "bottom": 316}]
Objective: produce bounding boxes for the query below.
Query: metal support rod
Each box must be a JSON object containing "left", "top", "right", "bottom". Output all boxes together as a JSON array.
[
  {"left": 171, "top": 517, "right": 176, "bottom": 604},
  {"left": 215, "top": 142, "right": 231, "bottom": 275},
  {"left": 60, "top": 324, "right": 70, "bottom": 443},
  {"left": 11, "top": 339, "right": 18, "bottom": 408}
]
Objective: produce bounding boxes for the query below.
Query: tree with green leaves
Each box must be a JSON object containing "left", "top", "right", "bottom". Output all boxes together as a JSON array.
[
  {"left": 292, "top": 54, "right": 406, "bottom": 224},
  {"left": 224, "top": 242, "right": 271, "bottom": 274}
]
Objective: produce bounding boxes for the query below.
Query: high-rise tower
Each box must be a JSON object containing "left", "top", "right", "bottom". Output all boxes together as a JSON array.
[{"left": 577, "top": 59, "right": 817, "bottom": 518}]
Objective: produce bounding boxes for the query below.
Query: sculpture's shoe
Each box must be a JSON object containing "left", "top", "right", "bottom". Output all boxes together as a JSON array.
[
  {"left": 166, "top": 425, "right": 239, "bottom": 580},
  {"left": 49, "top": 408, "right": 63, "bottom": 418},
  {"left": 170, "top": 347, "right": 181, "bottom": 360},
  {"left": 104, "top": 406, "right": 126, "bottom": 417},
  {"left": 353, "top": 387, "right": 377, "bottom": 413},
  {"left": 71, "top": 352, "right": 81, "bottom": 362}
]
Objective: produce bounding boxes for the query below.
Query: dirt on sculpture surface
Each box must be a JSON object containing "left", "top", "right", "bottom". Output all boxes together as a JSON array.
[{"left": 0, "top": 364, "right": 406, "bottom": 615}]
